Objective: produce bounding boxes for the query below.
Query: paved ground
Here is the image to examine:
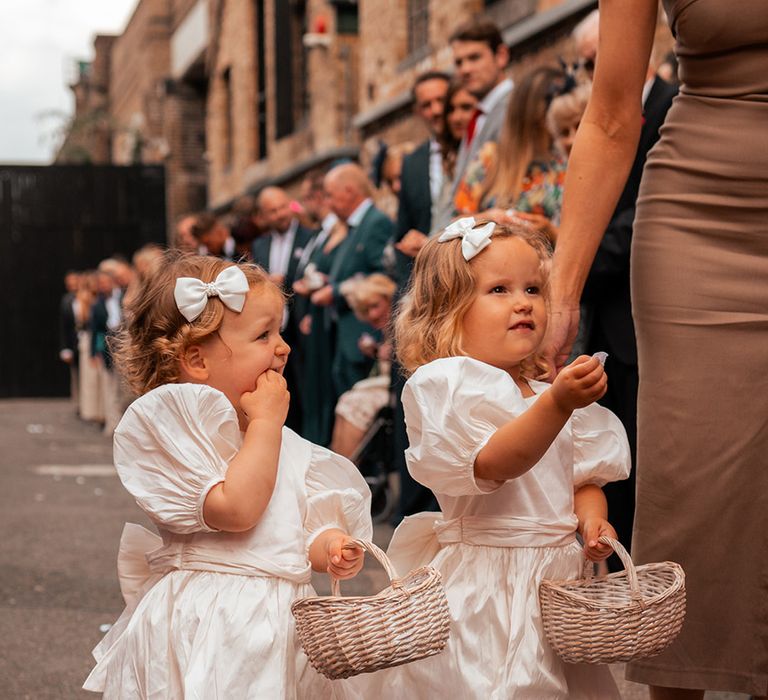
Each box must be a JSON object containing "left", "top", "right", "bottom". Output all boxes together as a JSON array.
[{"left": 0, "top": 398, "right": 746, "bottom": 699}]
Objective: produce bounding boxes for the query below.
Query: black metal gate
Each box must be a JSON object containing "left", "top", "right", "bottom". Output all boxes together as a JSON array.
[{"left": 0, "top": 164, "right": 166, "bottom": 398}]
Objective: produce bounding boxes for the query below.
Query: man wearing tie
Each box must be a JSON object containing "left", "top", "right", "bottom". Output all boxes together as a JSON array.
[
  {"left": 393, "top": 70, "right": 450, "bottom": 280},
  {"left": 252, "top": 186, "right": 316, "bottom": 430},
  {"left": 391, "top": 71, "right": 451, "bottom": 522},
  {"left": 311, "top": 163, "right": 393, "bottom": 396},
  {"left": 434, "top": 18, "right": 513, "bottom": 231}
]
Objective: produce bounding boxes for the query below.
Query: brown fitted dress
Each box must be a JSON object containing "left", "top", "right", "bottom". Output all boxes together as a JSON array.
[{"left": 626, "top": 0, "right": 768, "bottom": 694}]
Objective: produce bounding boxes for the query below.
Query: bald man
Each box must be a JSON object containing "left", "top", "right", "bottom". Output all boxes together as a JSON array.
[
  {"left": 252, "top": 186, "right": 315, "bottom": 289},
  {"left": 312, "top": 163, "right": 394, "bottom": 396},
  {"left": 252, "top": 185, "right": 316, "bottom": 432}
]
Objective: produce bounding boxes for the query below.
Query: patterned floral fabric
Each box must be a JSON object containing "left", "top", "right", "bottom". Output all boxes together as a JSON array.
[
  {"left": 454, "top": 142, "right": 499, "bottom": 216},
  {"left": 454, "top": 142, "right": 567, "bottom": 224}
]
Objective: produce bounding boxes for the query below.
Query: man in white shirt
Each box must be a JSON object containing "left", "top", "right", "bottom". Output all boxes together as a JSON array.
[
  {"left": 393, "top": 71, "right": 450, "bottom": 279},
  {"left": 435, "top": 18, "right": 513, "bottom": 230},
  {"left": 253, "top": 187, "right": 307, "bottom": 288},
  {"left": 252, "top": 186, "right": 316, "bottom": 431}
]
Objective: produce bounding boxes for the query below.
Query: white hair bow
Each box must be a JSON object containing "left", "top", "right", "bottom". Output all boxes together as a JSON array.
[
  {"left": 174, "top": 266, "right": 250, "bottom": 322},
  {"left": 437, "top": 217, "right": 495, "bottom": 261}
]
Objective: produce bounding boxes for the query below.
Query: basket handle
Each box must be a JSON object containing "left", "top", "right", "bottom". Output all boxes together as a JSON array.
[
  {"left": 330, "top": 538, "right": 398, "bottom": 597},
  {"left": 583, "top": 535, "right": 643, "bottom": 603}
]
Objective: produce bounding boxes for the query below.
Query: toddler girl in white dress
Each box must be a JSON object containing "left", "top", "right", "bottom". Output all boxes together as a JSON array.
[
  {"left": 346, "top": 218, "right": 630, "bottom": 698},
  {"left": 83, "top": 253, "right": 372, "bottom": 698}
]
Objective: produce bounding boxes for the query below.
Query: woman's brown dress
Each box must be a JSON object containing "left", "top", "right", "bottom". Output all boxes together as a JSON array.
[{"left": 627, "top": 0, "right": 768, "bottom": 694}]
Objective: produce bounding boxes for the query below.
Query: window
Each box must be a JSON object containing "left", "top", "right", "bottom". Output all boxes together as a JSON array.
[
  {"left": 274, "top": 0, "right": 308, "bottom": 139},
  {"left": 255, "top": 0, "right": 267, "bottom": 159},
  {"left": 222, "top": 67, "right": 233, "bottom": 168},
  {"left": 333, "top": 0, "right": 358, "bottom": 35},
  {"left": 407, "top": 0, "right": 429, "bottom": 55}
]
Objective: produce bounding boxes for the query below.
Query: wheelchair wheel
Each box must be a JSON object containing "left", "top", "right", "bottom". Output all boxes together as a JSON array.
[{"left": 352, "top": 406, "right": 396, "bottom": 524}]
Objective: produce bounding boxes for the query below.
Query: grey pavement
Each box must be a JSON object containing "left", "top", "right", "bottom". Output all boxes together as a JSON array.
[{"left": 0, "top": 399, "right": 746, "bottom": 699}]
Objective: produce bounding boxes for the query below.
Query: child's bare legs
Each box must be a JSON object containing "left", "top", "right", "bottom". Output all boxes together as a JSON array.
[
  {"left": 330, "top": 415, "right": 365, "bottom": 459},
  {"left": 649, "top": 687, "right": 703, "bottom": 700}
]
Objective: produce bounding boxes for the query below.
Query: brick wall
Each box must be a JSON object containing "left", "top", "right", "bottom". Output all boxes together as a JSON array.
[
  {"left": 56, "top": 35, "right": 116, "bottom": 164},
  {"left": 206, "top": 0, "right": 363, "bottom": 207},
  {"left": 206, "top": 0, "right": 258, "bottom": 206},
  {"left": 63, "top": 0, "right": 601, "bottom": 218},
  {"left": 164, "top": 80, "right": 208, "bottom": 226},
  {"left": 109, "top": 0, "right": 172, "bottom": 166}
]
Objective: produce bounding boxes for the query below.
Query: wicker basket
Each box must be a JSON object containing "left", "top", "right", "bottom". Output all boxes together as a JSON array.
[
  {"left": 291, "top": 539, "right": 450, "bottom": 680},
  {"left": 539, "top": 535, "right": 686, "bottom": 664}
]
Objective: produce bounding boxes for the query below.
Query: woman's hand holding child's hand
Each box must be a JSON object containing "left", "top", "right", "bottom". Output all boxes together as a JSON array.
[
  {"left": 580, "top": 518, "right": 619, "bottom": 562},
  {"left": 241, "top": 370, "right": 290, "bottom": 427},
  {"left": 550, "top": 355, "right": 607, "bottom": 412}
]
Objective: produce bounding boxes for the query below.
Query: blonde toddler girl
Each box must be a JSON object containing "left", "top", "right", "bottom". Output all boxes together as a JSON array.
[
  {"left": 346, "top": 218, "right": 630, "bottom": 699},
  {"left": 83, "top": 252, "right": 372, "bottom": 698}
]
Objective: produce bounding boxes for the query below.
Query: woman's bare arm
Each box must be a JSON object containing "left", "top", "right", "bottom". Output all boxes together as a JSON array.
[{"left": 544, "top": 0, "right": 659, "bottom": 368}]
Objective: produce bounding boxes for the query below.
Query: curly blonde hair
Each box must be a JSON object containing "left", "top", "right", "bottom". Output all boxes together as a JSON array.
[
  {"left": 340, "top": 273, "right": 398, "bottom": 322},
  {"left": 112, "top": 251, "right": 278, "bottom": 395},
  {"left": 395, "top": 221, "right": 553, "bottom": 377}
]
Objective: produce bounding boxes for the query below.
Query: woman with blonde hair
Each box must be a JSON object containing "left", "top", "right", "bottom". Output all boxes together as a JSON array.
[
  {"left": 547, "top": 81, "right": 591, "bottom": 159},
  {"left": 331, "top": 273, "right": 398, "bottom": 459},
  {"left": 454, "top": 65, "right": 569, "bottom": 240}
]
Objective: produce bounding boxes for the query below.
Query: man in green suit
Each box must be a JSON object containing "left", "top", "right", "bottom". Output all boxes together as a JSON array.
[{"left": 311, "top": 163, "right": 394, "bottom": 396}]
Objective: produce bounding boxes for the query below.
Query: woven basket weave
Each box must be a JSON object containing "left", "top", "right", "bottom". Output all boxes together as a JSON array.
[
  {"left": 291, "top": 539, "right": 450, "bottom": 680},
  {"left": 539, "top": 536, "right": 686, "bottom": 664}
]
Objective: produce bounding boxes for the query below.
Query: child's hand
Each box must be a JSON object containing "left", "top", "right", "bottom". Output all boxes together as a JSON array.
[
  {"left": 241, "top": 370, "right": 290, "bottom": 426},
  {"left": 580, "top": 518, "right": 618, "bottom": 562},
  {"left": 326, "top": 534, "right": 365, "bottom": 581},
  {"left": 550, "top": 355, "right": 607, "bottom": 412}
]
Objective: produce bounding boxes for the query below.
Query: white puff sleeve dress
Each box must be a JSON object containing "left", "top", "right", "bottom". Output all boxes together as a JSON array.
[
  {"left": 83, "top": 383, "right": 372, "bottom": 699},
  {"left": 344, "top": 356, "right": 630, "bottom": 700}
]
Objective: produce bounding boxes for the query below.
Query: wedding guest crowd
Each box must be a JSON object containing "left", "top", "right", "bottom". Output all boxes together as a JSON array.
[
  {"left": 58, "top": 12, "right": 677, "bottom": 536},
  {"left": 58, "top": 6, "right": 768, "bottom": 698}
]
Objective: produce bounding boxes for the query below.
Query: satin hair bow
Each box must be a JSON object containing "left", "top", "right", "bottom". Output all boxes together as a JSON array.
[
  {"left": 174, "top": 266, "right": 250, "bottom": 322},
  {"left": 437, "top": 217, "right": 495, "bottom": 261}
]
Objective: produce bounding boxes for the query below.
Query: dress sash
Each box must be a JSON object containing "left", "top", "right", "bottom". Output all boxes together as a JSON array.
[{"left": 386, "top": 512, "right": 578, "bottom": 578}]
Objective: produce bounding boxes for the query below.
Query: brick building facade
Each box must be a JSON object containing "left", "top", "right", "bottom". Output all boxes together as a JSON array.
[
  {"left": 57, "top": 34, "right": 116, "bottom": 165},
  {"left": 59, "top": 0, "right": 599, "bottom": 231}
]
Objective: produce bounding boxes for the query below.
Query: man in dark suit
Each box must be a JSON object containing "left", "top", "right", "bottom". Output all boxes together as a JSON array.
[
  {"left": 393, "top": 71, "right": 450, "bottom": 283},
  {"left": 251, "top": 186, "right": 316, "bottom": 432},
  {"left": 577, "top": 11, "right": 678, "bottom": 565},
  {"left": 311, "top": 164, "right": 393, "bottom": 396},
  {"left": 191, "top": 212, "right": 238, "bottom": 261},
  {"left": 58, "top": 270, "right": 80, "bottom": 410},
  {"left": 252, "top": 186, "right": 315, "bottom": 292},
  {"left": 391, "top": 71, "right": 451, "bottom": 522}
]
